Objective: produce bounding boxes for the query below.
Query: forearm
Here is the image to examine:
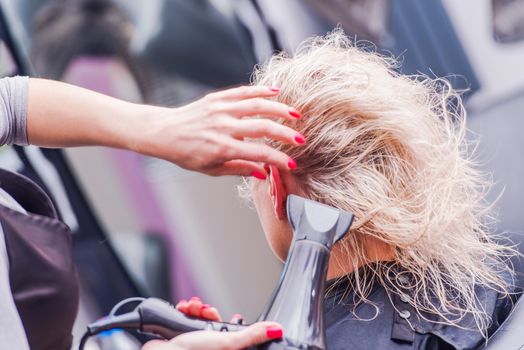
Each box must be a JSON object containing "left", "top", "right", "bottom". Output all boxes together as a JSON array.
[{"left": 26, "top": 78, "right": 154, "bottom": 151}]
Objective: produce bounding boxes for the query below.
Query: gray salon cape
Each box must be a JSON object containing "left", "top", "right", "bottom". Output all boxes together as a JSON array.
[{"left": 324, "top": 270, "right": 514, "bottom": 350}]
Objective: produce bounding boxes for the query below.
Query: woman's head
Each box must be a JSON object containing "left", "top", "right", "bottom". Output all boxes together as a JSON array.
[{"left": 241, "top": 29, "right": 514, "bottom": 333}]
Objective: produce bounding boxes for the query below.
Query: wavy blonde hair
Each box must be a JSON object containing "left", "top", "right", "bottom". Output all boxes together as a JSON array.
[{"left": 244, "top": 29, "right": 515, "bottom": 334}]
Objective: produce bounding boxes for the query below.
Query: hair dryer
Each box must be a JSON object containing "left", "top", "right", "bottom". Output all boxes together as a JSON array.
[{"left": 80, "top": 194, "right": 354, "bottom": 349}]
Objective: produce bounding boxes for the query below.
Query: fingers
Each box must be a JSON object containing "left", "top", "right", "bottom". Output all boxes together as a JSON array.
[
  {"left": 224, "top": 99, "right": 301, "bottom": 121},
  {"left": 208, "top": 136, "right": 301, "bottom": 177},
  {"left": 228, "top": 322, "right": 284, "bottom": 349},
  {"left": 187, "top": 297, "right": 203, "bottom": 317},
  {"left": 201, "top": 306, "right": 222, "bottom": 322},
  {"left": 176, "top": 297, "right": 222, "bottom": 322},
  {"left": 175, "top": 299, "right": 189, "bottom": 314},
  {"left": 206, "top": 85, "right": 280, "bottom": 101},
  {"left": 209, "top": 117, "right": 306, "bottom": 177},
  {"left": 210, "top": 141, "right": 296, "bottom": 176},
  {"left": 231, "top": 119, "right": 305, "bottom": 146},
  {"left": 227, "top": 140, "right": 297, "bottom": 172},
  {"left": 206, "top": 85, "right": 301, "bottom": 121},
  {"left": 217, "top": 160, "right": 267, "bottom": 179}
]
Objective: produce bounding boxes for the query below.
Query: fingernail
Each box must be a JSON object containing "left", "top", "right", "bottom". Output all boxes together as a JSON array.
[
  {"left": 294, "top": 134, "right": 306, "bottom": 144},
  {"left": 266, "top": 326, "right": 283, "bottom": 339},
  {"left": 190, "top": 297, "right": 201, "bottom": 302},
  {"left": 289, "top": 107, "right": 301, "bottom": 119},
  {"left": 288, "top": 159, "right": 297, "bottom": 170},
  {"left": 269, "top": 86, "right": 280, "bottom": 92},
  {"left": 251, "top": 170, "right": 267, "bottom": 180}
]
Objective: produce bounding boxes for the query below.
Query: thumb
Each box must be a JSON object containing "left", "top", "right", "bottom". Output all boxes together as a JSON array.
[
  {"left": 142, "top": 340, "right": 168, "bottom": 350},
  {"left": 230, "top": 322, "right": 283, "bottom": 349}
]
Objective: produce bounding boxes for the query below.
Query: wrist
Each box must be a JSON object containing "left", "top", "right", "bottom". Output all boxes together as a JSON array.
[
  {"left": 123, "top": 103, "right": 149, "bottom": 152},
  {"left": 114, "top": 103, "right": 172, "bottom": 157}
]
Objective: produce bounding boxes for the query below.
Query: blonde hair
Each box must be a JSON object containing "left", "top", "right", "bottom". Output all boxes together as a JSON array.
[{"left": 244, "top": 29, "right": 515, "bottom": 334}]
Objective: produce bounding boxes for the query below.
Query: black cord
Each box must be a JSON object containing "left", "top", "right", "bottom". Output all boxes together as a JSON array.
[
  {"left": 78, "top": 297, "right": 145, "bottom": 349},
  {"left": 109, "top": 297, "right": 146, "bottom": 317},
  {"left": 78, "top": 330, "right": 91, "bottom": 350}
]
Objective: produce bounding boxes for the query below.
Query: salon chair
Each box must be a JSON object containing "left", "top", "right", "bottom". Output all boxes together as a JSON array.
[
  {"left": 467, "top": 81, "right": 524, "bottom": 349},
  {"left": 482, "top": 296, "right": 524, "bottom": 349},
  {"left": 481, "top": 231, "right": 524, "bottom": 349}
]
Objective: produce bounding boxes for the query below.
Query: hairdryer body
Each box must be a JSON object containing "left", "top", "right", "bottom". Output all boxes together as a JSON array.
[
  {"left": 255, "top": 195, "right": 354, "bottom": 349},
  {"left": 83, "top": 195, "right": 354, "bottom": 350},
  {"left": 255, "top": 240, "right": 330, "bottom": 350}
]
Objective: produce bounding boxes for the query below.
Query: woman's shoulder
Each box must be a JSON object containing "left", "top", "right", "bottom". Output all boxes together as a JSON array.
[{"left": 324, "top": 274, "right": 517, "bottom": 350}]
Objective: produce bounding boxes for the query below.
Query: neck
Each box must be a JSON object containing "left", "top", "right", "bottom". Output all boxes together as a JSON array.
[{"left": 326, "top": 237, "right": 394, "bottom": 280}]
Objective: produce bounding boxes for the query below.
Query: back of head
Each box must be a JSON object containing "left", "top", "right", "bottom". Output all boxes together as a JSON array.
[{"left": 251, "top": 29, "right": 514, "bottom": 333}]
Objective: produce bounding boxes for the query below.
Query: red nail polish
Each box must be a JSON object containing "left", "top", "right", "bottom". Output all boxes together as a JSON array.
[
  {"left": 289, "top": 108, "right": 301, "bottom": 119},
  {"left": 190, "top": 297, "right": 201, "bottom": 302},
  {"left": 251, "top": 170, "right": 267, "bottom": 180},
  {"left": 269, "top": 86, "right": 280, "bottom": 92},
  {"left": 266, "top": 326, "right": 283, "bottom": 339},
  {"left": 294, "top": 134, "right": 305, "bottom": 144},
  {"left": 200, "top": 304, "right": 210, "bottom": 317},
  {"left": 288, "top": 159, "right": 297, "bottom": 170}
]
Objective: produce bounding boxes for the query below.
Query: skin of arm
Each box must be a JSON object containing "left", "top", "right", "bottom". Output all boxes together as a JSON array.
[{"left": 26, "top": 79, "right": 304, "bottom": 178}]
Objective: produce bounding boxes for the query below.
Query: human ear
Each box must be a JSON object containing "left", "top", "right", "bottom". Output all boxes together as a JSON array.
[{"left": 267, "top": 164, "right": 287, "bottom": 220}]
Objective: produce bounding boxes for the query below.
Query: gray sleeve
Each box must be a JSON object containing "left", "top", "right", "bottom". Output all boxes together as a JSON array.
[{"left": 0, "top": 76, "right": 29, "bottom": 146}]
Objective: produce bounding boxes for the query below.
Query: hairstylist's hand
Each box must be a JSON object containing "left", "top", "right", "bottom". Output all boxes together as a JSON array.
[
  {"left": 141, "top": 321, "right": 283, "bottom": 350},
  {"left": 27, "top": 80, "right": 304, "bottom": 179},
  {"left": 133, "top": 85, "right": 304, "bottom": 178}
]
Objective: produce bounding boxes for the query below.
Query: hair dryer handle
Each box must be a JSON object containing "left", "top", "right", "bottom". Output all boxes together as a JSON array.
[{"left": 138, "top": 298, "right": 246, "bottom": 339}]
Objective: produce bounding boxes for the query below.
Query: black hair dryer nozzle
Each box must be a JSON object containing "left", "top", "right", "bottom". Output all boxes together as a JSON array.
[{"left": 255, "top": 195, "right": 354, "bottom": 350}]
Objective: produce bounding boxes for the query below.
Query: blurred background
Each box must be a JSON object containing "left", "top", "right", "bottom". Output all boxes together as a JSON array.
[{"left": 1, "top": 0, "right": 523, "bottom": 348}]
